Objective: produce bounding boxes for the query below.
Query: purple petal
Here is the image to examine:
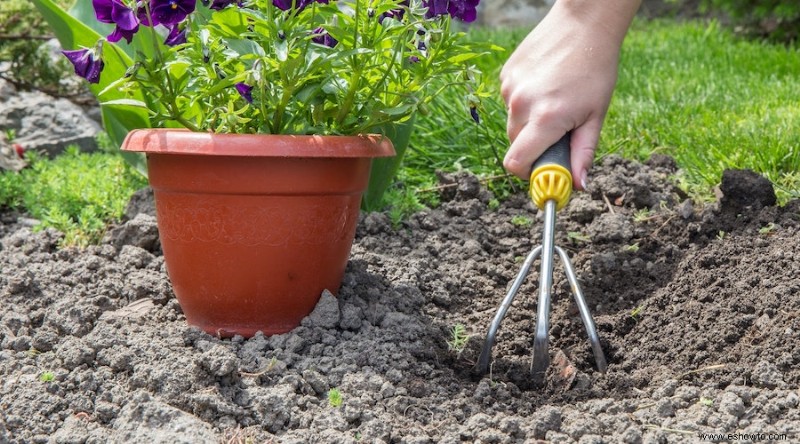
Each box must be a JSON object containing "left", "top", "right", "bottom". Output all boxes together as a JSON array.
[
  {"left": 112, "top": 1, "right": 139, "bottom": 30},
  {"left": 235, "top": 82, "right": 254, "bottom": 103},
  {"left": 150, "top": 0, "right": 196, "bottom": 26},
  {"left": 107, "top": 24, "right": 139, "bottom": 43},
  {"left": 272, "top": 0, "right": 291, "bottom": 10},
  {"left": 93, "top": 0, "right": 114, "bottom": 23},
  {"left": 62, "top": 49, "right": 104, "bottom": 84},
  {"left": 137, "top": 7, "right": 159, "bottom": 26},
  {"left": 272, "top": 0, "right": 323, "bottom": 11},
  {"left": 424, "top": 0, "right": 448, "bottom": 18},
  {"left": 164, "top": 24, "right": 187, "bottom": 46},
  {"left": 470, "top": 106, "right": 480, "bottom": 124},
  {"left": 62, "top": 49, "right": 92, "bottom": 77},
  {"left": 312, "top": 27, "right": 338, "bottom": 48},
  {"left": 209, "top": 0, "right": 235, "bottom": 9},
  {"left": 85, "top": 58, "right": 105, "bottom": 84}
]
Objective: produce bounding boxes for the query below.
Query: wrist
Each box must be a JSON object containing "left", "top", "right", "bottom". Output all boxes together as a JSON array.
[{"left": 552, "top": 0, "right": 642, "bottom": 44}]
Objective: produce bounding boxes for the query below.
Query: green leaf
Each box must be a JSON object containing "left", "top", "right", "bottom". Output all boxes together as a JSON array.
[
  {"left": 32, "top": 0, "right": 150, "bottom": 161},
  {"left": 101, "top": 99, "right": 150, "bottom": 109},
  {"left": 211, "top": 7, "right": 250, "bottom": 36},
  {"left": 224, "top": 39, "right": 266, "bottom": 58},
  {"left": 446, "top": 52, "right": 480, "bottom": 64}
]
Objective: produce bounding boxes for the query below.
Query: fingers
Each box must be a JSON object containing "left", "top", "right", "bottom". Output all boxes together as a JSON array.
[
  {"left": 503, "top": 120, "right": 569, "bottom": 180},
  {"left": 569, "top": 119, "right": 603, "bottom": 190},
  {"left": 504, "top": 115, "right": 603, "bottom": 190}
]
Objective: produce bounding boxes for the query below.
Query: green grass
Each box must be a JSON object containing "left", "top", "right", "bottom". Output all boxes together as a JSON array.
[
  {"left": 607, "top": 20, "right": 800, "bottom": 203},
  {"left": 0, "top": 146, "right": 147, "bottom": 246},
  {"left": 407, "top": 20, "right": 800, "bottom": 205}
]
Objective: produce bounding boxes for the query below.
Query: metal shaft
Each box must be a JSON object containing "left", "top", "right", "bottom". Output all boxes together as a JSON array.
[{"left": 531, "top": 199, "right": 557, "bottom": 382}]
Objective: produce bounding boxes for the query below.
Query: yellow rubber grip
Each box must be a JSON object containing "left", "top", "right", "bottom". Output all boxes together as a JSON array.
[{"left": 529, "top": 164, "right": 572, "bottom": 211}]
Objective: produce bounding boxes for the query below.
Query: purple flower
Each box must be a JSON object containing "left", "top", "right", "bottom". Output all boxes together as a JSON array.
[
  {"left": 93, "top": 0, "right": 140, "bottom": 43},
  {"left": 312, "top": 27, "right": 338, "bottom": 48},
  {"left": 272, "top": 0, "right": 327, "bottom": 12},
  {"left": 136, "top": 1, "right": 159, "bottom": 26},
  {"left": 448, "top": 0, "right": 479, "bottom": 23},
  {"left": 470, "top": 105, "right": 480, "bottom": 124},
  {"left": 150, "top": 0, "right": 196, "bottom": 27},
  {"left": 209, "top": 0, "right": 237, "bottom": 9},
  {"left": 423, "top": 0, "right": 448, "bottom": 18},
  {"left": 379, "top": 0, "right": 409, "bottom": 23},
  {"left": 62, "top": 48, "right": 105, "bottom": 84},
  {"left": 235, "top": 82, "right": 254, "bottom": 103},
  {"left": 424, "top": 0, "right": 479, "bottom": 22},
  {"left": 164, "top": 24, "right": 187, "bottom": 46}
]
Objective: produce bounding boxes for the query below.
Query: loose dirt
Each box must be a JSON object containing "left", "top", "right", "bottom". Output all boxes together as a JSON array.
[{"left": 1, "top": 155, "right": 799, "bottom": 443}]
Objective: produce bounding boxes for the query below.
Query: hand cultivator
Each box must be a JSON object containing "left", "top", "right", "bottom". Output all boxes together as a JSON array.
[{"left": 477, "top": 133, "right": 607, "bottom": 385}]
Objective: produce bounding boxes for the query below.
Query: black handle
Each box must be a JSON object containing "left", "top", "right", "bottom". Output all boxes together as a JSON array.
[{"left": 532, "top": 132, "right": 571, "bottom": 175}]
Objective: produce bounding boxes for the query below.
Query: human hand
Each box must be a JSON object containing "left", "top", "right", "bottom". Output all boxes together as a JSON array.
[{"left": 501, "top": 0, "right": 640, "bottom": 190}]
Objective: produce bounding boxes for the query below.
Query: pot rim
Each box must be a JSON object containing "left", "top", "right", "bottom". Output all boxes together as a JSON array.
[{"left": 121, "top": 128, "right": 396, "bottom": 158}]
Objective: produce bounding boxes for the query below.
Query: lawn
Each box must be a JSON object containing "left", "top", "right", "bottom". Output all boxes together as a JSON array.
[{"left": 410, "top": 19, "right": 800, "bottom": 203}]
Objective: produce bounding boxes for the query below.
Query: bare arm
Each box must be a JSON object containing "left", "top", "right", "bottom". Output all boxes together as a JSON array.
[{"left": 500, "top": 0, "right": 642, "bottom": 189}]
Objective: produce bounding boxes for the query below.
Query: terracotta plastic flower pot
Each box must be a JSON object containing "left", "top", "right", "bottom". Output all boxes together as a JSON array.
[{"left": 122, "top": 129, "right": 395, "bottom": 337}]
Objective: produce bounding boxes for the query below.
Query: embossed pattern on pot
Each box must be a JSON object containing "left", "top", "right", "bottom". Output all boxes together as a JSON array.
[{"left": 155, "top": 198, "right": 356, "bottom": 246}]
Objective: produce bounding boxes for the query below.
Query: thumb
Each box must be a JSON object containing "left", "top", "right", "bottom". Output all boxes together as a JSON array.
[{"left": 569, "top": 119, "right": 602, "bottom": 191}]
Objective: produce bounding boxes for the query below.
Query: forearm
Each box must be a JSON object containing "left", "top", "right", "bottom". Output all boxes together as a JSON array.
[{"left": 554, "top": 0, "right": 642, "bottom": 45}]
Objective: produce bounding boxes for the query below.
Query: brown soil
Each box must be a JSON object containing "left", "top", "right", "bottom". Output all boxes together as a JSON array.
[{"left": 1, "top": 155, "right": 799, "bottom": 443}]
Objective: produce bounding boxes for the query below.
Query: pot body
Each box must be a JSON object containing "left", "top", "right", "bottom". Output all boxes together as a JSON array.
[{"left": 122, "top": 129, "right": 395, "bottom": 337}]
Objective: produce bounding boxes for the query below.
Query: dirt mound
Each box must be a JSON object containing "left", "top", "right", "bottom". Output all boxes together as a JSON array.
[{"left": 1, "top": 155, "right": 798, "bottom": 443}]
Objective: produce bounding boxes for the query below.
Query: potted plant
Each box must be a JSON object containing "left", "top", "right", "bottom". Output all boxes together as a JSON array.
[{"left": 34, "top": 0, "right": 492, "bottom": 337}]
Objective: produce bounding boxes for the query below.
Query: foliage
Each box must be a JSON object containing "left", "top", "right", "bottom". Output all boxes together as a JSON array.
[
  {"left": 327, "top": 388, "right": 343, "bottom": 407},
  {"left": 385, "top": 186, "right": 426, "bottom": 228},
  {"left": 41, "top": 0, "right": 495, "bottom": 137},
  {"left": 0, "top": 0, "right": 77, "bottom": 95},
  {"left": 446, "top": 323, "right": 470, "bottom": 354},
  {"left": 701, "top": 0, "right": 800, "bottom": 43},
  {"left": 404, "top": 28, "right": 515, "bottom": 203},
  {"left": 33, "top": 0, "right": 497, "bottom": 208},
  {"left": 0, "top": 146, "right": 147, "bottom": 247}
]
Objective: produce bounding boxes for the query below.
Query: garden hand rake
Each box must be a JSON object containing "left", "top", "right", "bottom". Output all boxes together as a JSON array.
[{"left": 477, "top": 133, "right": 607, "bottom": 385}]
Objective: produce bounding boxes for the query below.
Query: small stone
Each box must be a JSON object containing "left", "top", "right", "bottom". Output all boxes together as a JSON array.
[
  {"left": 301, "top": 369, "right": 329, "bottom": 395},
  {"left": 719, "top": 169, "right": 776, "bottom": 211},
  {"left": 302, "top": 290, "right": 340, "bottom": 329},
  {"left": 678, "top": 199, "right": 694, "bottom": 220},
  {"left": 718, "top": 392, "right": 745, "bottom": 418},
  {"left": 531, "top": 406, "right": 562, "bottom": 439},
  {"left": 338, "top": 304, "right": 363, "bottom": 331},
  {"left": 655, "top": 398, "right": 675, "bottom": 417},
  {"left": 103, "top": 214, "right": 160, "bottom": 252},
  {"left": 752, "top": 360, "right": 786, "bottom": 388}
]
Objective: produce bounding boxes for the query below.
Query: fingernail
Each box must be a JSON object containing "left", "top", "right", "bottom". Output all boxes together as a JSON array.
[{"left": 580, "top": 170, "right": 588, "bottom": 190}]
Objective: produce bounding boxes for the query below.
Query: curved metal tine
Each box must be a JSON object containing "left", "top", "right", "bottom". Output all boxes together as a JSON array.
[
  {"left": 476, "top": 246, "right": 543, "bottom": 375},
  {"left": 554, "top": 246, "right": 608, "bottom": 373}
]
